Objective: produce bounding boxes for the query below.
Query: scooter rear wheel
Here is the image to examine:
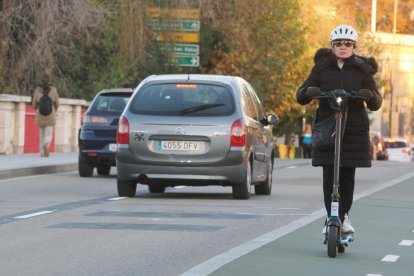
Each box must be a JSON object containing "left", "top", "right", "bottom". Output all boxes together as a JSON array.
[{"left": 327, "top": 226, "right": 338, "bottom": 258}]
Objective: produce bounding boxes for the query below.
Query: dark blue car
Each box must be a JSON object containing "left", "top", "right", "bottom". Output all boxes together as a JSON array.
[{"left": 78, "top": 88, "right": 133, "bottom": 177}]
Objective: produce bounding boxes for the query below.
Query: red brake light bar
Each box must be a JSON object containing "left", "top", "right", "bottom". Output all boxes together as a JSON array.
[{"left": 176, "top": 84, "right": 197, "bottom": 88}]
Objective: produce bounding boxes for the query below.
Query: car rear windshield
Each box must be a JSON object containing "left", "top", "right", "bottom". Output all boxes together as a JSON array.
[
  {"left": 129, "top": 83, "right": 235, "bottom": 116},
  {"left": 384, "top": 141, "right": 407, "bottom": 148},
  {"left": 89, "top": 93, "right": 131, "bottom": 113}
]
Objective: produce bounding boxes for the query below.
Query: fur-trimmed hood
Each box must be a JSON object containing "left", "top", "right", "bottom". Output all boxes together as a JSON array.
[{"left": 313, "top": 48, "right": 378, "bottom": 75}]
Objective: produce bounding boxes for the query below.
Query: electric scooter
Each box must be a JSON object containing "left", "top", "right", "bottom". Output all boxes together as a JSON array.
[{"left": 315, "top": 89, "right": 363, "bottom": 258}]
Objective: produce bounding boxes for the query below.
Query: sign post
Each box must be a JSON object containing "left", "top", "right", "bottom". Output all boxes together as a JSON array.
[{"left": 147, "top": 7, "right": 200, "bottom": 67}]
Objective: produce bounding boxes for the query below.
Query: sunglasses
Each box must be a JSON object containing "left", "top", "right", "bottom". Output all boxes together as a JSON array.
[{"left": 332, "top": 40, "right": 355, "bottom": 48}]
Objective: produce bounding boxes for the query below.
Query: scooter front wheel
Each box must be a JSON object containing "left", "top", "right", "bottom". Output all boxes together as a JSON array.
[{"left": 327, "top": 226, "right": 338, "bottom": 258}]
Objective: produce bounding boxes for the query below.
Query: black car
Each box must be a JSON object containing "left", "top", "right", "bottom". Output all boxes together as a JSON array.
[{"left": 78, "top": 88, "right": 133, "bottom": 177}]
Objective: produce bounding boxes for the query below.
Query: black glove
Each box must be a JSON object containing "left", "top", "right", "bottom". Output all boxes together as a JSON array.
[
  {"left": 305, "top": 86, "right": 321, "bottom": 100},
  {"left": 356, "top": 89, "right": 373, "bottom": 102}
]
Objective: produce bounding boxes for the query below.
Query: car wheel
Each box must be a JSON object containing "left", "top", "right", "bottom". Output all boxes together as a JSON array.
[
  {"left": 232, "top": 159, "right": 251, "bottom": 200},
  {"left": 78, "top": 158, "right": 94, "bottom": 177},
  {"left": 97, "top": 164, "right": 111, "bottom": 176},
  {"left": 117, "top": 178, "right": 137, "bottom": 197},
  {"left": 148, "top": 181, "right": 165, "bottom": 193},
  {"left": 255, "top": 159, "right": 273, "bottom": 195}
]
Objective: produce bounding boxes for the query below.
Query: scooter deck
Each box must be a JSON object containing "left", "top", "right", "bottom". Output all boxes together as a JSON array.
[{"left": 340, "top": 233, "right": 354, "bottom": 245}]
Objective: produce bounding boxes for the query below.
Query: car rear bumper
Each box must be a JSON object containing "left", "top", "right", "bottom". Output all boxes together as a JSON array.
[
  {"left": 116, "top": 147, "right": 247, "bottom": 184},
  {"left": 387, "top": 156, "right": 411, "bottom": 162},
  {"left": 79, "top": 151, "right": 116, "bottom": 166}
]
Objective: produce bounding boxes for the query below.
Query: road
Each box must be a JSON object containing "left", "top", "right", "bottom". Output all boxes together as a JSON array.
[{"left": 0, "top": 159, "right": 413, "bottom": 276}]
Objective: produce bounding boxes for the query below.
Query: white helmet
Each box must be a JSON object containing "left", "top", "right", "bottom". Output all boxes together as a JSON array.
[{"left": 330, "top": 25, "right": 358, "bottom": 42}]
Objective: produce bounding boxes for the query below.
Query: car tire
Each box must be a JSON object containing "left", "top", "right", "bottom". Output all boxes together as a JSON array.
[
  {"left": 117, "top": 178, "right": 137, "bottom": 197},
  {"left": 255, "top": 159, "right": 273, "bottom": 195},
  {"left": 232, "top": 160, "right": 251, "bottom": 200},
  {"left": 97, "top": 164, "right": 111, "bottom": 176},
  {"left": 78, "top": 158, "right": 94, "bottom": 177},
  {"left": 148, "top": 181, "right": 165, "bottom": 193}
]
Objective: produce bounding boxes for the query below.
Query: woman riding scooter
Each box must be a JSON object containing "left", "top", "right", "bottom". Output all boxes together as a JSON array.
[{"left": 296, "top": 25, "right": 382, "bottom": 235}]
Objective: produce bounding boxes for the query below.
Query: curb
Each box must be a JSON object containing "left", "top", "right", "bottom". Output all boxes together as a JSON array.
[{"left": 0, "top": 163, "right": 77, "bottom": 180}]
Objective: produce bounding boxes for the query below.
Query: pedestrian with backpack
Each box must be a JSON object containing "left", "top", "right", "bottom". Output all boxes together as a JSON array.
[{"left": 32, "top": 74, "right": 59, "bottom": 157}]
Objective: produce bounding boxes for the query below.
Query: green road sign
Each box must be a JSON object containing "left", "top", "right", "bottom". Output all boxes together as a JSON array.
[
  {"left": 149, "top": 20, "right": 200, "bottom": 32},
  {"left": 159, "top": 43, "right": 199, "bottom": 55},
  {"left": 171, "top": 55, "right": 199, "bottom": 67}
]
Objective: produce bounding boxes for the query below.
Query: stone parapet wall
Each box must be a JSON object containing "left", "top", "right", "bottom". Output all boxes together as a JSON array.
[{"left": 0, "top": 94, "right": 89, "bottom": 155}]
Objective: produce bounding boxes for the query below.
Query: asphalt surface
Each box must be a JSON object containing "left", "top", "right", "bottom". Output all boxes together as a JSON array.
[{"left": 1, "top": 153, "right": 413, "bottom": 276}]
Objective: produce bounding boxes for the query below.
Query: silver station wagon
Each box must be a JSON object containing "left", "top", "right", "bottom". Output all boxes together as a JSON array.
[{"left": 116, "top": 74, "right": 279, "bottom": 199}]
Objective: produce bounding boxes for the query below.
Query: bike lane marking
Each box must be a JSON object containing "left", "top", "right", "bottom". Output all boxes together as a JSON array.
[
  {"left": 181, "top": 171, "right": 414, "bottom": 276},
  {"left": 381, "top": 255, "right": 400, "bottom": 262},
  {"left": 399, "top": 240, "right": 414, "bottom": 246}
]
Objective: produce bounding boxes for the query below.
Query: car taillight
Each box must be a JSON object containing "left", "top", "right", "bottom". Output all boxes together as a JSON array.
[
  {"left": 402, "top": 147, "right": 411, "bottom": 155},
  {"left": 117, "top": 116, "right": 129, "bottom": 144},
  {"left": 230, "top": 118, "right": 246, "bottom": 147},
  {"left": 83, "top": 115, "right": 109, "bottom": 125}
]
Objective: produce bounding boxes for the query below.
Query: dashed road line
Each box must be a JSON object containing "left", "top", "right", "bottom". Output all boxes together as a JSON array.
[
  {"left": 107, "top": 197, "right": 127, "bottom": 201},
  {"left": 381, "top": 255, "right": 399, "bottom": 262},
  {"left": 14, "top": 210, "right": 55, "bottom": 219},
  {"left": 366, "top": 274, "right": 382, "bottom": 276},
  {"left": 398, "top": 240, "right": 414, "bottom": 246},
  {"left": 286, "top": 166, "right": 297, "bottom": 169}
]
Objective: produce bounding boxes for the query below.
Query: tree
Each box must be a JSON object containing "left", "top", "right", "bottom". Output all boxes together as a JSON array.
[
  {"left": 196, "top": 0, "right": 313, "bottom": 143},
  {"left": 0, "top": 0, "right": 105, "bottom": 96},
  {"left": 332, "top": 0, "right": 414, "bottom": 34}
]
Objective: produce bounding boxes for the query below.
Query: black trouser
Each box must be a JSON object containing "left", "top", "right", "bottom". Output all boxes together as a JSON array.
[
  {"left": 323, "top": 166, "right": 356, "bottom": 222},
  {"left": 302, "top": 144, "right": 312, "bottom": 158}
]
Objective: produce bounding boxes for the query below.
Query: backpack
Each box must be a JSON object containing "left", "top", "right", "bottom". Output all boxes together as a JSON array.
[{"left": 38, "top": 92, "right": 53, "bottom": 116}]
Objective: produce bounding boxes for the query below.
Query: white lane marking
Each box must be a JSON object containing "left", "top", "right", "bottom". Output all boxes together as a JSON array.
[
  {"left": 180, "top": 208, "right": 326, "bottom": 276},
  {"left": 279, "top": 207, "right": 300, "bottom": 210},
  {"left": 286, "top": 166, "right": 297, "bottom": 169},
  {"left": 107, "top": 197, "right": 127, "bottom": 201},
  {"left": 381, "top": 255, "right": 400, "bottom": 262},
  {"left": 14, "top": 210, "right": 55, "bottom": 219},
  {"left": 181, "top": 171, "right": 414, "bottom": 276},
  {"left": 174, "top": 186, "right": 186, "bottom": 189},
  {"left": 399, "top": 240, "right": 414, "bottom": 246},
  {"left": 367, "top": 274, "right": 382, "bottom": 276},
  {"left": 0, "top": 174, "right": 45, "bottom": 183}
]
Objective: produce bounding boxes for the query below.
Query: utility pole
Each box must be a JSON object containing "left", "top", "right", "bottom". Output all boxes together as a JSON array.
[
  {"left": 371, "top": 0, "right": 377, "bottom": 33},
  {"left": 389, "top": 0, "right": 398, "bottom": 137}
]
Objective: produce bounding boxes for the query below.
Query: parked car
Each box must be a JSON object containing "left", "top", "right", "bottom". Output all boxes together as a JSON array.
[
  {"left": 369, "top": 131, "right": 388, "bottom": 160},
  {"left": 116, "top": 74, "right": 279, "bottom": 199},
  {"left": 78, "top": 88, "right": 133, "bottom": 177},
  {"left": 412, "top": 146, "right": 414, "bottom": 161},
  {"left": 383, "top": 138, "right": 412, "bottom": 162}
]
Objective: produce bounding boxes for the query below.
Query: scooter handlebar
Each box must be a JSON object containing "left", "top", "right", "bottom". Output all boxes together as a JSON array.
[{"left": 314, "top": 89, "right": 365, "bottom": 100}]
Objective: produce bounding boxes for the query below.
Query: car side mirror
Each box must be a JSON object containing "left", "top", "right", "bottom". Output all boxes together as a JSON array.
[{"left": 266, "top": 114, "right": 279, "bottom": 125}]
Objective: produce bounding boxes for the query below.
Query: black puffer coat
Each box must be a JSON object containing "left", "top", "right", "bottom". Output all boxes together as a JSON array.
[{"left": 296, "top": 48, "right": 383, "bottom": 167}]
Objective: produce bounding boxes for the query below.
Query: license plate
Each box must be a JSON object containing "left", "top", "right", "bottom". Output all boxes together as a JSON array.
[
  {"left": 158, "top": 141, "right": 201, "bottom": 151},
  {"left": 109, "top": 143, "right": 117, "bottom": 152}
]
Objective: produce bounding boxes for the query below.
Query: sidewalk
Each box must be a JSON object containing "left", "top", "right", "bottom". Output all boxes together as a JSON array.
[{"left": 0, "top": 152, "right": 78, "bottom": 180}]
